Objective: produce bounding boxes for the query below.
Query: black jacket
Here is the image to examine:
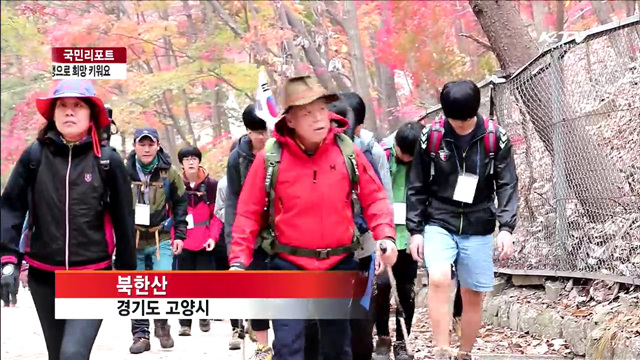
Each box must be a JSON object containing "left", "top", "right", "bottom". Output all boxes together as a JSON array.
[
  {"left": 224, "top": 135, "right": 255, "bottom": 252},
  {"left": 0, "top": 131, "right": 137, "bottom": 271},
  {"left": 126, "top": 148, "right": 188, "bottom": 244},
  {"left": 406, "top": 116, "right": 518, "bottom": 236}
]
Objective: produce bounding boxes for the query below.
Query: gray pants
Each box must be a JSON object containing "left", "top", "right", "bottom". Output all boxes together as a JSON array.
[{"left": 30, "top": 271, "right": 102, "bottom": 360}]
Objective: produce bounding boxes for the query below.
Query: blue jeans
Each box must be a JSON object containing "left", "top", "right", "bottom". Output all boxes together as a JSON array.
[
  {"left": 131, "top": 240, "right": 173, "bottom": 338},
  {"left": 269, "top": 255, "right": 357, "bottom": 360},
  {"left": 422, "top": 225, "right": 495, "bottom": 292}
]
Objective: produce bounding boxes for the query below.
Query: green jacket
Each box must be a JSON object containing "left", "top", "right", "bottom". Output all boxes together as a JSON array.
[{"left": 383, "top": 138, "right": 410, "bottom": 250}]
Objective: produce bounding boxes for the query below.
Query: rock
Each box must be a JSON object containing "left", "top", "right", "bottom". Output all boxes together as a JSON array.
[
  {"left": 545, "top": 281, "right": 563, "bottom": 301},
  {"left": 483, "top": 297, "right": 502, "bottom": 324},
  {"left": 619, "top": 293, "right": 638, "bottom": 312},
  {"left": 615, "top": 338, "right": 640, "bottom": 359},
  {"left": 498, "top": 299, "right": 511, "bottom": 327},
  {"left": 565, "top": 279, "right": 574, "bottom": 292},
  {"left": 533, "top": 309, "right": 563, "bottom": 339},
  {"left": 586, "top": 325, "right": 614, "bottom": 360},
  {"left": 415, "top": 270, "right": 428, "bottom": 289},
  {"left": 592, "top": 304, "right": 613, "bottom": 326},
  {"left": 562, "top": 316, "right": 588, "bottom": 356},
  {"left": 509, "top": 302, "right": 520, "bottom": 330},
  {"left": 517, "top": 306, "right": 539, "bottom": 334},
  {"left": 415, "top": 287, "right": 429, "bottom": 308},
  {"left": 512, "top": 275, "right": 545, "bottom": 286},
  {"left": 491, "top": 277, "right": 508, "bottom": 297}
]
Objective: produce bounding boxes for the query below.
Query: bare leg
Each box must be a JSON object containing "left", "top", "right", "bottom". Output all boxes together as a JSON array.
[
  {"left": 459, "top": 287, "right": 484, "bottom": 353},
  {"left": 427, "top": 264, "right": 453, "bottom": 349}
]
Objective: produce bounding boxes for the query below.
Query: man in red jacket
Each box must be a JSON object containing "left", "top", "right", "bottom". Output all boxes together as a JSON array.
[
  {"left": 175, "top": 146, "right": 223, "bottom": 336},
  {"left": 228, "top": 75, "right": 398, "bottom": 360}
]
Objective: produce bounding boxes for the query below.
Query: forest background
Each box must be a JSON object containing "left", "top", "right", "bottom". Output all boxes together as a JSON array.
[{"left": 1, "top": 0, "right": 636, "bottom": 183}]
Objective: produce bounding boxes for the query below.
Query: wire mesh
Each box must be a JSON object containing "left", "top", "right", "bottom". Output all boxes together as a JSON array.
[{"left": 422, "top": 20, "right": 640, "bottom": 283}]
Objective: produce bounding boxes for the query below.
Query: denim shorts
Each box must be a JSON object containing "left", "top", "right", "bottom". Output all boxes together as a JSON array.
[{"left": 422, "top": 225, "right": 495, "bottom": 292}]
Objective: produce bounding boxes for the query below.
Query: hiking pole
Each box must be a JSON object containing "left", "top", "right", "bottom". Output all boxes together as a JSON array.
[{"left": 379, "top": 243, "right": 414, "bottom": 356}]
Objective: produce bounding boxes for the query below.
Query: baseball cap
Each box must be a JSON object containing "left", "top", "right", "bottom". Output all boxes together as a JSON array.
[{"left": 134, "top": 127, "right": 159, "bottom": 143}]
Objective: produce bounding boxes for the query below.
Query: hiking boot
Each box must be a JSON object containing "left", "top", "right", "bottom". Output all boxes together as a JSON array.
[
  {"left": 252, "top": 344, "right": 273, "bottom": 360},
  {"left": 154, "top": 324, "right": 174, "bottom": 349},
  {"left": 199, "top": 319, "right": 211, "bottom": 332},
  {"left": 229, "top": 328, "right": 244, "bottom": 350},
  {"left": 373, "top": 336, "right": 392, "bottom": 360},
  {"left": 434, "top": 347, "right": 456, "bottom": 360},
  {"left": 129, "top": 337, "right": 151, "bottom": 354},
  {"left": 178, "top": 326, "right": 191, "bottom": 336},
  {"left": 393, "top": 340, "right": 414, "bottom": 360}
]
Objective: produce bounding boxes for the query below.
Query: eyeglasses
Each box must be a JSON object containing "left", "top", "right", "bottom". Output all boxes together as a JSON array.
[{"left": 183, "top": 157, "right": 199, "bottom": 163}]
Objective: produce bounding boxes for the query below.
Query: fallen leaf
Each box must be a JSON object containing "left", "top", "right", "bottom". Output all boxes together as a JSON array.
[{"left": 572, "top": 308, "right": 590, "bottom": 317}]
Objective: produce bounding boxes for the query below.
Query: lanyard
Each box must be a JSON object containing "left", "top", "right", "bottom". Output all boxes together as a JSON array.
[{"left": 450, "top": 141, "right": 480, "bottom": 175}]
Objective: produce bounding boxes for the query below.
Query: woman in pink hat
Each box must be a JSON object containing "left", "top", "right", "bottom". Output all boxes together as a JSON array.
[{"left": 0, "top": 79, "right": 137, "bottom": 360}]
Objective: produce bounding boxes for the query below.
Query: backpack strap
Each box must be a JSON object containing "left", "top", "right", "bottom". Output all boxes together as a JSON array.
[
  {"left": 483, "top": 118, "right": 498, "bottom": 175},
  {"left": 96, "top": 144, "right": 113, "bottom": 204},
  {"left": 428, "top": 118, "right": 445, "bottom": 181},
  {"left": 26, "top": 141, "right": 44, "bottom": 232},
  {"left": 260, "top": 134, "right": 361, "bottom": 259}
]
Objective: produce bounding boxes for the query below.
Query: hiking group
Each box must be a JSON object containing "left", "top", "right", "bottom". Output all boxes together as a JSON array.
[{"left": 0, "top": 75, "right": 518, "bottom": 360}]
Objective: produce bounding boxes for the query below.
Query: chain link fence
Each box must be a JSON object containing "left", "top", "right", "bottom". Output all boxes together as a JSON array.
[{"left": 419, "top": 16, "right": 640, "bottom": 284}]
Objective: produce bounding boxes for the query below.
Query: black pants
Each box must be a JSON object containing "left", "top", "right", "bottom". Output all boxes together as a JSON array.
[
  {"left": 29, "top": 268, "right": 102, "bottom": 360},
  {"left": 178, "top": 249, "right": 216, "bottom": 328},
  {"left": 231, "top": 248, "right": 271, "bottom": 333},
  {"left": 374, "top": 250, "right": 417, "bottom": 342},
  {"left": 270, "top": 255, "right": 356, "bottom": 360},
  {"left": 1, "top": 271, "right": 19, "bottom": 306},
  {"left": 304, "top": 256, "right": 376, "bottom": 360}
]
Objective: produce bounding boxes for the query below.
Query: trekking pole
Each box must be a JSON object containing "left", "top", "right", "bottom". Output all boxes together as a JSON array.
[{"left": 379, "top": 243, "right": 414, "bottom": 355}]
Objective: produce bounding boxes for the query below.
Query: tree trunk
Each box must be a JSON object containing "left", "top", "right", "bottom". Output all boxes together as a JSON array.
[
  {"left": 626, "top": 1, "right": 637, "bottom": 16},
  {"left": 339, "top": 1, "right": 376, "bottom": 129},
  {"left": 469, "top": 0, "right": 623, "bottom": 223},
  {"left": 555, "top": 1, "right": 564, "bottom": 33},
  {"left": 368, "top": 28, "right": 399, "bottom": 132},
  {"left": 283, "top": 4, "right": 337, "bottom": 92},
  {"left": 181, "top": 89, "right": 198, "bottom": 147},
  {"left": 531, "top": 0, "right": 547, "bottom": 41}
]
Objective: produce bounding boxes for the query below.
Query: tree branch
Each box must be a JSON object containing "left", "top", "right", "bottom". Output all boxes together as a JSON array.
[{"left": 459, "top": 33, "right": 494, "bottom": 52}]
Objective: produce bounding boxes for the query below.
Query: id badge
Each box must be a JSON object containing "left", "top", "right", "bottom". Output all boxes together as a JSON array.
[
  {"left": 393, "top": 202, "right": 406, "bottom": 225},
  {"left": 135, "top": 204, "right": 150, "bottom": 226},
  {"left": 453, "top": 174, "right": 479, "bottom": 204},
  {"left": 186, "top": 214, "right": 195, "bottom": 229}
]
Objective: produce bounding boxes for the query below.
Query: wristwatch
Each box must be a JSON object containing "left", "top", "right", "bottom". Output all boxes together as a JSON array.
[{"left": 2, "top": 264, "right": 15, "bottom": 276}]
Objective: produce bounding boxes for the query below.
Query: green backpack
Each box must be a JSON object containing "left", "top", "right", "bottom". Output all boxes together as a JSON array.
[{"left": 258, "top": 133, "right": 362, "bottom": 259}]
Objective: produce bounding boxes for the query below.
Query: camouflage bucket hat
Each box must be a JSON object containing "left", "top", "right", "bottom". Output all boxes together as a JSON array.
[{"left": 279, "top": 74, "right": 339, "bottom": 116}]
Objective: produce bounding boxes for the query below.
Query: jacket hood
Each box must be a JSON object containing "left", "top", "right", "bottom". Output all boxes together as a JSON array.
[
  {"left": 273, "top": 112, "right": 349, "bottom": 143},
  {"left": 126, "top": 146, "right": 172, "bottom": 170},
  {"left": 236, "top": 134, "right": 254, "bottom": 159},
  {"left": 183, "top": 166, "right": 209, "bottom": 188},
  {"left": 355, "top": 128, "right": 376, "bottom": 150}
]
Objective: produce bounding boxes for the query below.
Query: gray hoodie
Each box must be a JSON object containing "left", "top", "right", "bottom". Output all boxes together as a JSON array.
[{"left": 354, "top": 128, "right": 393, "bottom": 204}]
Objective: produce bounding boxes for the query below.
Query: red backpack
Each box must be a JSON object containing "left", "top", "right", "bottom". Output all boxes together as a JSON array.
[{"left": 425, "top": 117, "right": 498, "bottom": 180}]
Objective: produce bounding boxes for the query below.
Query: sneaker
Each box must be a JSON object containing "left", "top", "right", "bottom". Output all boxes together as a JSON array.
[
  {"left": 129, "top": 337, "right": 151, "bottom": 354},
  {"left": 154, "top": 324, "right": 174, "bottom": 349},
  {"left": 373, "top": 336, "right": 392, "bottom": 360},
  {"left": 199, "top": 319, "right": 211, "bottom": 332},
  {"left": 251, "top": 344, "right": 273, "bottom": 360},
  {"left": 434, "top": 347, "right": 456, "bottom": 360},
  {"left": 178, "top": 326, "right": 191, "bottom": 336},
  {"left": 229, "top": 328, "right": 244, "bottom": 350},
  {"left": 393, "top": 340, "right": 414, "bottom": 360}
]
